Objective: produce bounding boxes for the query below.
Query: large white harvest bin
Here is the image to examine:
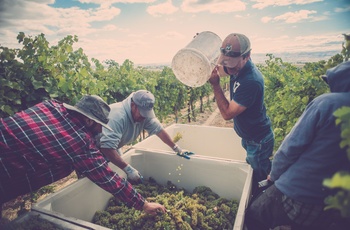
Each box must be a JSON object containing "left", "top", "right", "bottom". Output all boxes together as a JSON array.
[
  {"left": 3, "top": 210, "right": 103, "bottom": 230},
  {"left": 133, "top": 124, "right": 246, "bottom": 162},
  {"left": 32, "top": 149, "right": 252, "bottom": 230}
]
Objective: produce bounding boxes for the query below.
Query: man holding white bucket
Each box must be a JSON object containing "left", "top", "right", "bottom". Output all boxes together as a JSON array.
[{"left": 209, "top": 33, "right": 274, "bottom": 194}]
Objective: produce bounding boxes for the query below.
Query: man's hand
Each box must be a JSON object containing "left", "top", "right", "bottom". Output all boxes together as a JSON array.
[
  {"left": 123, "top": 164, "right": 143, "bottom": 184},
  {"left": 143, "top": 201, "right": 166, "bottom": 216},
  {"left": 208, "top": 65, "right": 220, "bottom": 85},
  {"left": 173, "top": 145, "right": 194, "bottom": 159}
]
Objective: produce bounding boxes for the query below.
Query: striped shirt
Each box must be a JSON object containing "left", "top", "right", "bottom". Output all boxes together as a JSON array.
[{"left": 0, "top": 100, "right": 145, "bottom": 209}]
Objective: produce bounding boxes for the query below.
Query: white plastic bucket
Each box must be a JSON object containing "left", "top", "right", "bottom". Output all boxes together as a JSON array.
[{"left": 171, "top": 31, "right": 222, "bottom": 87}]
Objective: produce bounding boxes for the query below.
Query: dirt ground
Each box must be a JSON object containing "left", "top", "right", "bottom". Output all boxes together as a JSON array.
[{"left": 0, "top": 93, "right": 233, "bottom": 227}]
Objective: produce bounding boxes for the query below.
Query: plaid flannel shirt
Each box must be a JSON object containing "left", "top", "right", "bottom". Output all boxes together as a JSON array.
[{"left": 0, "top": 100, "right": 144, "bottom": 209}]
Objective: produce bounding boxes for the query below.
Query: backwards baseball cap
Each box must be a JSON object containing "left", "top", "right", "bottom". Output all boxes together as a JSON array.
[
  {"left": 132, "top": 90, "right": 156, "bottom": 118},
  {"left": 217, "top": 33, "right": 251, "bottom": 68},
  {"left": 321, "top": 61, "right": 350, "bottom": 93},
  {"left": 63, "top": 95, "right": 112, "bottom": 131}
]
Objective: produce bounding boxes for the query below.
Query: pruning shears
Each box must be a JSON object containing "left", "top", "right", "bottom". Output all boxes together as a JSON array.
[{"left": 177, "top": 151, "right": 195, "bottom": 160}]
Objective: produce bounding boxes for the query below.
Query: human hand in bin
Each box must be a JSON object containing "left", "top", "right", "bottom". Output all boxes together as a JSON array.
[
  {"left": 123, "top": 164, "right": 144, "bottom": 184},
  {"left": 173, "top": 144, "right": 195, "bottom": 159},
  {"left": 258, "top": 175, "right": 273, "bottom": 188}
]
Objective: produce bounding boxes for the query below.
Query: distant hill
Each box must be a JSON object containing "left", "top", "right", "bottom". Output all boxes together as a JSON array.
[
  {"left": 138, "top": 50, "right": 340, "bottom": 68},
  {"left": 251, "top": 50, "right": 340, "bottom": 64}
]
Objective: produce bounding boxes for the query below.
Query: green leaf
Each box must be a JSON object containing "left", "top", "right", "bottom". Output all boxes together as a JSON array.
[
  {"left": 323, "top": 172, "right": 350, "bottom": 190},
  {"left": 1, "top": 105, "right": 14, "bottom": 115}
]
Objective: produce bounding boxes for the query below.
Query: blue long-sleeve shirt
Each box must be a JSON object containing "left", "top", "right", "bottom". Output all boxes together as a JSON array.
[
  {"left": 270, "top": 61, "right": 350, "bottom": 204},
  {"left": 271, "top": 93, "right": 350, "bottom": 204}
]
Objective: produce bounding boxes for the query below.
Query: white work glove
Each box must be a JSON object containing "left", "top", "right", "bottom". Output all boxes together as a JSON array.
[
  {"left": 173, "top": 144, "right": 183, "bottom": 155},
  {"left": 173, "top": 145, "right": 194, "bottom": 160},
  {"left": 123, "top": 164, "right": 143, "bottom": 184}
]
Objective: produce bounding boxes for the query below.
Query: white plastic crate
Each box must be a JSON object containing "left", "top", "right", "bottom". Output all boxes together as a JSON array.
[
  {"left": 133, "top": 124, "right": 246, "bottom": 162},
  {"left": 33, "top": 149, "right": 252, "bottom": 230}
]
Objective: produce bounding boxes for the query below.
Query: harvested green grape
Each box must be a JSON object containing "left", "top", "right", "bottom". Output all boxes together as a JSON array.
[
  {"left": 93, "top": 177, "right": 239, "bottom": 230},
  {"left": 172, "top": 132, "right": 183, "bottom": 143}
]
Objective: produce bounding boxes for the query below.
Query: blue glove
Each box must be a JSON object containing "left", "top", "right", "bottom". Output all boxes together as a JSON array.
[{"left": 173, "top": 145, "right": 195, "bottom": 159}]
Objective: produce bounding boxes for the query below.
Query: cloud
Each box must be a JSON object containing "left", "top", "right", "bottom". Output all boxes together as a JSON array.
[
  {"left": 252, "top": 33, "right": 344, "bottom": 53},
  {"left": 181, "top": 0, "right": 246, "bottom": 14},
  {"left": 270, "top": 10, "right": 317, "bottom": 23},
  {"left": 252, "top": 0, "right": 322, "bottom": 10},
  {"left": 87, "top": 5, "right": 121, "bottom": 21},
  {"left": 309, "top": 15, "right": 328, "bottom": 22},
  {"left": 261, "top": 16, "right": 272, "bottom": 23},
  {"left": 147, "top": 1, "right": 179, "bottom": 17},
  {"left": 0, "top": 0, "right": 57, "bottom": 26},
  {"left": 76, "top": 37, "right": 133, "bottom": 62},
  {"left": 156, "top": 31, "right": 186, "bottom": 40},
  {"left": 79, "top": 0, "right": 156, "bottom": 5},
  {"left": 0, "top": 0, "right": 122, "bottom": 40},
  {"left": 334, "top": 5, "right": 350, "bottom": 13},
  {"left": 146, "top": 0, "right": 248, "bottom": 17}
]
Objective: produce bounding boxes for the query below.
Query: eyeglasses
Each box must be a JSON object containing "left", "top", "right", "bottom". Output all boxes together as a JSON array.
[{"left": 220, "top": 47, "right": 242, "bottom": 58}]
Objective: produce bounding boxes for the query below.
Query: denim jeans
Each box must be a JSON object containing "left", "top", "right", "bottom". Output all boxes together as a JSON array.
[{"left": 242, "top": 130, "right": 274, "bottom": 183}]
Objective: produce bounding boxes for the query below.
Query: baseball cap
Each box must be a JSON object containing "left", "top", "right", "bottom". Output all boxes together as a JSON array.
[
  {"left": 217, "top": 33, "right": 251, "bottom": 68},
  {"left": 132, "top": 90, "right": 156, "bottom": 118},
  {"left": 321, "top": 61, "right": 350, "bottom": 92},
  {"left": 63, "top": 95, "right": 112, "bottom": 131}
]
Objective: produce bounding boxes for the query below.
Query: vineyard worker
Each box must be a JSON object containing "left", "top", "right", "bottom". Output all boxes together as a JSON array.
[
  {"left": 99, "top": 90, "right": 191, "bottom": 184},
  {"left": 245, "top": 61, "right": 350, "bottom": 230},
  {"left": 209, "top": 33, "right": 274, "bottom": 194},
  {"left": 0, "top": 95, "right": 166, "bottom": 216}
]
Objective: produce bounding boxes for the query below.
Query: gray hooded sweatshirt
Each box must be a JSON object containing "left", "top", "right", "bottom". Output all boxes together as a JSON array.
[
  {"left": 99, "top": 93, "right": 163, "bottom": 154},
  {"left": 270, "top": 61, "right": 350, "bottom": 204}
]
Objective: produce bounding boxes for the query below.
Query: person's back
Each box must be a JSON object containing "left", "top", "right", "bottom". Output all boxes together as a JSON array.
[
  {"left": 246, "top": 61, "right": 350, "bottom": 230},
  {"left": 0, "top": 95, "right": 167, "bottom": 215},
  {"left": 272, "top": 61, "right": 350, "bottom": 204},
  {"left": 273, "top": 92, "right": 350, "bottom": 204},
  {"left": 0, "top": 100, "right": 86, "bottom": 172},
  {"left": 0, "top": 99, "right": 102, "bottom": 204}
]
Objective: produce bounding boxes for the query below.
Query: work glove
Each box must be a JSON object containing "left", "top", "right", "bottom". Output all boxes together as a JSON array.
[
  {"left": 173, "top": 145, "right": 195, "bottom": 160},
  {"left": 123, "top": 164, "right": 143, "bottom": 184}
]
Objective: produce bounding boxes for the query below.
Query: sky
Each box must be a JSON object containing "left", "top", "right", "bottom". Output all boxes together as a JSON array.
[{"left": 0, "top": 0, "right": 349, "bottom": 65}]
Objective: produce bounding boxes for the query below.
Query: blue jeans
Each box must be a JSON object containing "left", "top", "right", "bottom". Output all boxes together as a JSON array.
[{"left": 242, "top": 130, "right": 274, "bottom": 183}]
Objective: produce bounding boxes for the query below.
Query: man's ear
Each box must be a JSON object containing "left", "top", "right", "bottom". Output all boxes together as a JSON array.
[
  {"left": 83, "top": 117, "right": 94, "bottom": 127},
  {"left": 130, "top": 101, "right": 137, "bottom": 112},
  {"left": 243, "top": 53, "right": 250, "bottom": 60}
]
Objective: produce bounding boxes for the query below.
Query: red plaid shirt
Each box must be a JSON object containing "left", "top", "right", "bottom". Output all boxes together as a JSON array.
[{"left": 0, "top": 100, "right": 145, "bottom": 209}]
